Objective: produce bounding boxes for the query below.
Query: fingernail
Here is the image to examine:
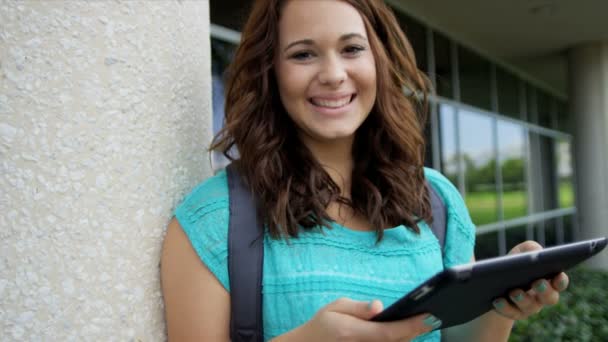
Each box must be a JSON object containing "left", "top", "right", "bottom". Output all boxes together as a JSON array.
[
  {"left": 423, "top": 314, "right": 442, "bottom": 329},
  {"left": 367, "top": 301, "right": 373, "bottom": 310},
  {"left": 493, "top": 299, "right": 506, "bottom": 310},
  {"left": 511, "top": 292, "right": 524, "bottom": 302},
  {"left": 558, "top": 279, "right": 568, "bottom": 291},
  {"left": 535, "top": 280, "right": 548, "bottom": 293}
]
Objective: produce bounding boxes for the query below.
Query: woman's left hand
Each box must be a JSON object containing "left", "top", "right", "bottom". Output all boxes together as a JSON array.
[{"left": 490, "top": 240, "right": 569, "bottom": 321}]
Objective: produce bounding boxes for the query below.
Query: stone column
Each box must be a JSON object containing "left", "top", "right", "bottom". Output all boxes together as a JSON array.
[
  {"left": 568, "top": 42, "right": 608, "bottom": 270},
  {"left": 0, "top": 0, "right": 212, "bottom": 339}
]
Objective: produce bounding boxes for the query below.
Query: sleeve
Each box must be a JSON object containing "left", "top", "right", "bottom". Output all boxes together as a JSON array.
[
  {"left": 424, "top": 168, "right": 476, "bottom": 268},
  {"left": 173, "top": 170, "right": 231, "bottom": 291}
]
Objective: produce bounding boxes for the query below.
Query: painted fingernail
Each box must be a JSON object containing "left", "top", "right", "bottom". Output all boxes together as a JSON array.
[
  {"left": 511, "top": 292, "right": 525, "bottom": 302},
  {"left": 558, "top": 279, "right": 568, "bottom": 291},
  {"left": 493, "top": 299, "right": 506, "bottom": 310},
  {"left": 423, "top": 314, "right": 442, "bottom": 329},
  {"left": 535, "top": 280, "right": 548, "bottom": 293}
]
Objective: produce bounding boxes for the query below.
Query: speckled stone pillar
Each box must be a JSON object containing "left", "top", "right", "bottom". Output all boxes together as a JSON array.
[
  {"left": 0, "top": 1, "right": 212, "bottom": 339},
  {"left": 568, "top": 42, "right": 608, "bottom": 271}
]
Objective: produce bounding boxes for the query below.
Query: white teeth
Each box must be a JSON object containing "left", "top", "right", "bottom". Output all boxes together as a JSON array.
[{"left": 311, "top": 95, "right": 352, "bottom": 108}]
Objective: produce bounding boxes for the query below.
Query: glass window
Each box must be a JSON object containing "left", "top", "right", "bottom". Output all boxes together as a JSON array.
[
  {"left": 543, "top": 219, "right": 558, "bottom": 247},
  {"left": 211, "top": 38, "right": 237, "bottom": 134},
  {"left": 526, "top": 85, "right": 537, "bottom": 123},
  {"left": 536, "top": 91, "right": 552, "bottom": 128},
  {"left": 563, "top": 215, "right": 576, "bottom": 243},
  {"left": 496, "top": 67, "right": 521, "bottom": 119},
  {"left": 506, "top": 225, "right": 529, "bottom": 252},
  {"left": 210, "top": 0, "right": 251, "bottom": 31},
  {"left": 497, "top": 121, "right": 527, "bottom": 220},
  {"left": 211, "top": 38, "right": 238, "bottom": 169},
  {"left": 459, "top": 46, "right": 492, "bottom": 111},
  {"left": 393, "top": 10, "right": 427, "bottom": 73},
  {"left": 434, "top": 32, "right": 453, "bottom": 99},
  {"left": 460, "top": 110, "right": 498, "bottom": 225},
  {"left": 475, "top": 232, "right": 500, "bottom": 260},
  {"left": 439, "top": 104, "right": 458, "bottom": 186},
  {"left": 556, "top": 140, "right": 574, "bottom": 208},
  {"left": 557, "top": 101, "right": 570, "bottom": 133}
]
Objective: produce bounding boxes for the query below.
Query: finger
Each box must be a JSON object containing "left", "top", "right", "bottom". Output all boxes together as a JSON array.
[
  {"left": 509, "top": 240, "right": 543, "bottom": 255},
  {"left": 373, "top": 313, "right": 440, "bottom": 341},
  {"left": 492, "top": 297, "right": 524, "bottom": 320},
  {"left": 508, "top": 289, "right": 537, "bottom": 316},
  {"left": 532, "top": 279, "right": 560, "bottom": 306},
  {"left": 551, "top": 272, "right": 569, "bottom": 292},
  {"left": 327, "top": 297, "right": 384, "bottom": 320}
]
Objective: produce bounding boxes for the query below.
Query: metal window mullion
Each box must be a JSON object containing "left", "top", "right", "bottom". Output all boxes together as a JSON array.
[
  {"left": 451, "top": 41, "right": 461, "bottom": 101},
  {"left": 476, "top": 208, "right": 576, "bottom": 235},
  {"left": 550, "top": 100, "right": 564, "bottom": 244},
  {"left": 491, "top": 64, "right": 507, "bottom": 254},
  {"left": 210, "top": 23, "right": 241, "bottom": 44},
  {"left": 450, "top": 41, "right": 465, "bottom": 195},
  {"left": 493, "top": 118, "right": 506, "bottom": 254},
  {"left": 520, "top": 81, "right": 534, "bottom": 241},
  {"left": 530, "top": 89, "right": 547, "bottom": 246},
  {"left": 427, "top": 28, "right": 441, "bottom": 170}
]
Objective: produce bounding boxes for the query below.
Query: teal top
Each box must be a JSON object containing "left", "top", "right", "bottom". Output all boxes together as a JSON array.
[{"left": 174, "top": 167, "right": 476, "bottom": 341}]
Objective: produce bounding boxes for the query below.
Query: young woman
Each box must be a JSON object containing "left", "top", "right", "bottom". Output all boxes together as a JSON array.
[{"left": 161, "top": 0, "right": 569, "bottom": 341}]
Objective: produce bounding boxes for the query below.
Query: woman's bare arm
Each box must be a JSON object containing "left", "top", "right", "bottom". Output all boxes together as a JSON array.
[{"left": 161, "top": 218, "right": 231, "bottom": 342}]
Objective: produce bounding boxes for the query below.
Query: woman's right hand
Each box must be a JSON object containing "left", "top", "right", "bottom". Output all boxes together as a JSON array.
[{"left": 277, "top": 297, "right": 440, "bottom": 342}]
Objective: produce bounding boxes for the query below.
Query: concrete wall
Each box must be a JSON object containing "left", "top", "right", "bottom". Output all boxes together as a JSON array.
[{"left": 0, "top": 1, "right": 212, "bottom": 339}]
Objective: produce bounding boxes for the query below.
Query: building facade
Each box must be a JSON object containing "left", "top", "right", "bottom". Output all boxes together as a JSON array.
[{"left": 209, "top": 0, "right": 608, "bottom": 265}]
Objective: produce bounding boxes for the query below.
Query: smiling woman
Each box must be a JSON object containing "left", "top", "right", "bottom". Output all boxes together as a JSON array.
[
  {"left": 161, "top": 1, "right": 570, "bottom": 341},
  {"left": 274, "top": 0, "right": 377, "bottom": 146}
]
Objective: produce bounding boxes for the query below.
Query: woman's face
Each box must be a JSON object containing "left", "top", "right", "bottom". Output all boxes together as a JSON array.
[{"left": 275, "top": 0, "right": 377, "bottom": 146}]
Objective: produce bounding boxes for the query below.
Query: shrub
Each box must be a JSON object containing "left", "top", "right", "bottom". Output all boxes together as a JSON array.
[{"left": 510, "top": 267, "right": 608, "bottom": 342}]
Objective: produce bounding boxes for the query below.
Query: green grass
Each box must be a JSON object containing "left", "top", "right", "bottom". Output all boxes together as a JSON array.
[
  {"left": 464, "top": 182, "right": 574, "bottom": 227},
  {"left": 466, "top": 190, "right": 528, "bottom": 226},
  {"left": 559, "top": 181, "right": 574, "bottom": 208}
]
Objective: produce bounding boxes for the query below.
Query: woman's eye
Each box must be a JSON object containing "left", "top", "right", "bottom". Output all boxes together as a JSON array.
[
  {"left": 290, "top": 51, "right": 314, "bottom": 60},
  {"left": 343, "top": 45, "right": 365, "bottom": 56}
]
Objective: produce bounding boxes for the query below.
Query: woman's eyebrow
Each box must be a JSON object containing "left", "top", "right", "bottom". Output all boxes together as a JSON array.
[{"left": 283, "top": 33, "right": 368, "bottom": 52}]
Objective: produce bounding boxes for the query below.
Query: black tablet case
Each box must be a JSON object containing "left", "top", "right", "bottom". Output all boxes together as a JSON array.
[{"left": 372, "top": 237, "right": 607, "bottom": 329}]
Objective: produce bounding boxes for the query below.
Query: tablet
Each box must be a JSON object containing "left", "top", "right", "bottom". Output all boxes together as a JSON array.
[{"left": 371, "top": 237, "right": 607, "bottom": 329}]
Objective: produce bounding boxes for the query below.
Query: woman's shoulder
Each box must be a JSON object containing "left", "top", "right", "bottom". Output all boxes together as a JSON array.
[
  {"left": 173, "top": 169, "right": 232, "bottom": 289},
  {"left": 424, "top": 167, "right": 476, "bottom": 267},
  {"left": 423, "top": 167, "right": 460, "bottom": 204},
  {"left": 175, "top": 169, "right": 230, "bottom": 220}
]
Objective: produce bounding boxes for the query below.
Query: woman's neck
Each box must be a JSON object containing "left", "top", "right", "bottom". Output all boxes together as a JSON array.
[{"left": 302, "top": 135, "right": 354, "bottom": 196}]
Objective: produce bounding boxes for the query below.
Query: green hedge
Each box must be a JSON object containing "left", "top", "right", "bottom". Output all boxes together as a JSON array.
[{"left": 510, "top": 267, "right": 608, "bottom": 341}]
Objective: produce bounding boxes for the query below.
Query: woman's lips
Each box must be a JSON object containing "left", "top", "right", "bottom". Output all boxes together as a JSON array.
[{"left": 308, "top": 94, "right": 357, "bottom": 116}]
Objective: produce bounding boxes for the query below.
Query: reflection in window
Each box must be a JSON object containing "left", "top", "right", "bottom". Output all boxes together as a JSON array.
[
  {"left": 506, "top": 225, "right": 528, "bottom": 252},
  {"left": 211, "top": 38, "right": 238, "bottom": 170},
  {"left": 475, "top": 232, "right": 499, "bottom": 260},
  {"left": 497, "top": 121, "right": 527, "bottom": 220},
  {"left": 459, "top": 46, "right": 492, "bottom": 111},
  {"left": 439, "top": 104, "right": 457, "bottom": 186},
  {"left": 393, "top": 10, "right": 427, "bottom": 73},
  {"left": 434, "top": 32, "right": 453, "bottom": 99},
  {"left": 460, "top": 110, "right": 497, "bottom": 225},
  {"left": 543, "top": 219, "right": 558, "bottom": 247},
  {"left": 556, "top": 140, "right": 574, "bottom": 208},
  {"left": 536, "top": 91, "right": 553, "bottom": 128},
  {"left": 496, "top": 67, "right": 521, "bottom": 119}
]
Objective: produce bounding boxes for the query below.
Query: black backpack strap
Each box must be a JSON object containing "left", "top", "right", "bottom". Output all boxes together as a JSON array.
[
  {"left": 226, "top": 163, "right": 264, "bottom": 342},
  {"left": 427, "top": 180, "right": 447, "bottom": 252}
]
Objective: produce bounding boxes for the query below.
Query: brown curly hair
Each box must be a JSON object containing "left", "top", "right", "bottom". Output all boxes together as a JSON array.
[{"left": 210, "top": 0, "right": 432, "bottom": 241}]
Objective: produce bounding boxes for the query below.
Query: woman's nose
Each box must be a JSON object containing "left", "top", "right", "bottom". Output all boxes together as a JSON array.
[{"left": 317, "top": 55, "right": 347, "bottom": 86}]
